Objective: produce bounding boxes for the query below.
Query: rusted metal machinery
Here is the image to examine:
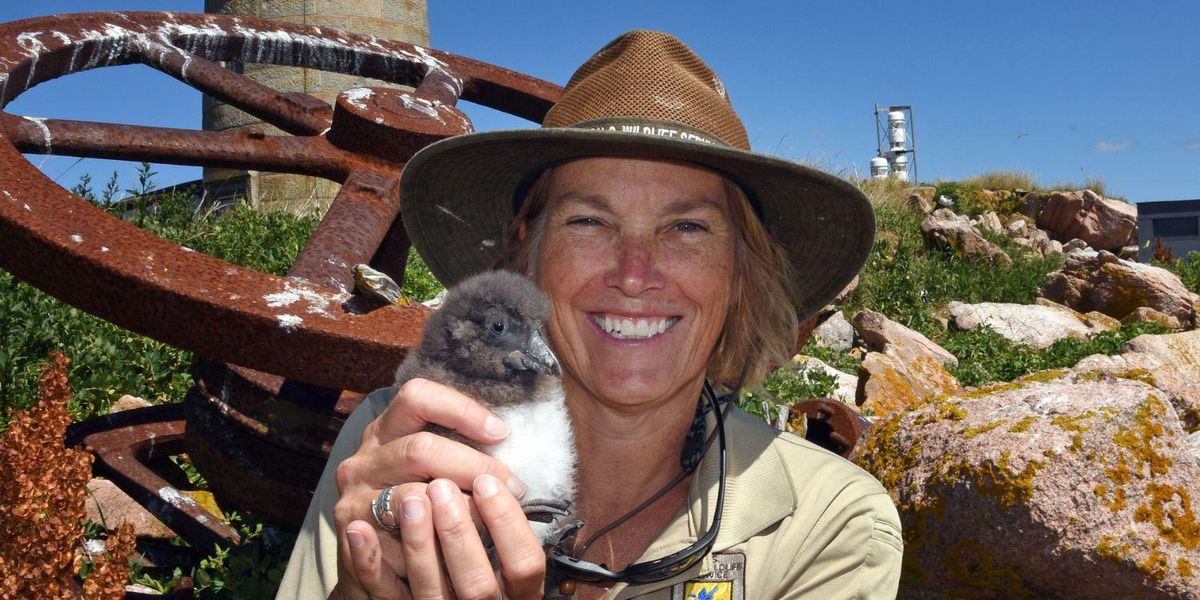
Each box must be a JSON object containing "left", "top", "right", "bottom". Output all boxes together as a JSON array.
[{"left": 0, "top": 12, "right": 869, "bottom": 549}]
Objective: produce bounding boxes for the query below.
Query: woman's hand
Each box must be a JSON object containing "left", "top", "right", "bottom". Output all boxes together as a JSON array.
[{"left": 327, "top": 378, "right": 545, "bottom": 599}]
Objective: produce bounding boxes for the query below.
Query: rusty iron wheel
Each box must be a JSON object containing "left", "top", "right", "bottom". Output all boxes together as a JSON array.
[{"left": 1, "top": 11, "right": 562, "bottom": 535}]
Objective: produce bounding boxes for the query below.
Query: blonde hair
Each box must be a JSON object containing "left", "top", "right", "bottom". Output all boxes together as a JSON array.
[{"left": 498, "top": 165, "right": 799, "bottom": 388}]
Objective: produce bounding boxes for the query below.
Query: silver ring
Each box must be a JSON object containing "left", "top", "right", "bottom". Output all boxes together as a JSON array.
[{"left": 371, "top": 486, "right": 400, "bottom": 532}]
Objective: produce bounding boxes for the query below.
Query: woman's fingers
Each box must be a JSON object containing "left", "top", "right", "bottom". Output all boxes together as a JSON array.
[
  {"left": 366, "top": 378, "right": 511, "bottom": 446},
  {"left": 429, "top": 479, "right": 501, "bottom": 600},
  {"left": 473, "top": 474, "right": 546, "bottom": 600},
  {"left": 345, "top": 520, "right": 412, "bottom": 600},
  {"left": 338, "top": 430, "right": 525, "bottom": 498},
  {"left": 398, "top": 490, "right": 454, "bottom": 600}
]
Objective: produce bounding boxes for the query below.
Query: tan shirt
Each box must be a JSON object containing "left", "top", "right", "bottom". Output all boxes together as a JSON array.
[{"left": 276, "top": 389, "right": 902, "bottom": 599}]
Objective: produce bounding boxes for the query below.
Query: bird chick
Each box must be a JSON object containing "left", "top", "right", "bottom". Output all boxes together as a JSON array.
[{"left": 392, "top": 270, "right": 577, "bottom": 546}]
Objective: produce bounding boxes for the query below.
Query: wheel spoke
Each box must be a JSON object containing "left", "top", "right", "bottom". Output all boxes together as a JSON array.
[
  {"left": 289, "top": 169, "right": 402, "bottom": 293},
  {"left": 138, "top": 43, "right": 331, "bottom": 136},
  {"left": 2, "top": 113, "right": 353, "bottom": 180}
]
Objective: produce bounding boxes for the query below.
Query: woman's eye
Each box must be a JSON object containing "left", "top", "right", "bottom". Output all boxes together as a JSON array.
[
  {"left": 566, "top": 216, "right": 602, "bottom": 227},
  {"left": 674, "top": 221, "right": 709, "bottom": 233}
]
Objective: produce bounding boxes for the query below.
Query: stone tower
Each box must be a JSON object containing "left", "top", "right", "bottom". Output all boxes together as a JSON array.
[{"left": 202, "top": 0, "right": 429, "bottom": 213}]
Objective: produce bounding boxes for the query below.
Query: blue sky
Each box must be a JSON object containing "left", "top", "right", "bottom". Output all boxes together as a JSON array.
[{"left": 2, "top": 1, "right": 1197, "bottom": 202}]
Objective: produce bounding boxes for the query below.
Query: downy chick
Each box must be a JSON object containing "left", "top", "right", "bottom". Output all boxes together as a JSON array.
[{"left": 392, "top": 270, "right": 577, "bottom": 546}]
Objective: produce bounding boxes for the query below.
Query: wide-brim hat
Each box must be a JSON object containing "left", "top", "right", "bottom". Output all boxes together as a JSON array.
[{"left": 400, "top": 30, "right": 874, "bottom": 322}]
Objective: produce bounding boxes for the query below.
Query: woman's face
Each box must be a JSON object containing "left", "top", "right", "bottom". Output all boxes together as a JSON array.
[{"left": 536, "top": 157, "right": 736, "bottom": 412}]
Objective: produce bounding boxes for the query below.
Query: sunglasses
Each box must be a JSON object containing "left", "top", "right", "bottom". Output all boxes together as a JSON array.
[{"left": 548, "top": 385, "right": 728, "bottom": 585}]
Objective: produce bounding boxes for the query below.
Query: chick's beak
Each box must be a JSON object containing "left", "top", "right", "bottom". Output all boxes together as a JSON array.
[
  {"left": 504, "top": 329, "right": 561, "bottom": 375},
  {"left": 526, "top": 328, "right": 561, "bottom": 375}
]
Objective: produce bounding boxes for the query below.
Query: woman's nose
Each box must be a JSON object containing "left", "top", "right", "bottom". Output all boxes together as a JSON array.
[{"left": 605, "top": 236, "right": 665, "bottom": 296}]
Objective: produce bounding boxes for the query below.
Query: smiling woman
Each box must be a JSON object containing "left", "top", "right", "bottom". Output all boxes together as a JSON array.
[{"left": 278, "top": 30, "right": 901, "bottom": 600}]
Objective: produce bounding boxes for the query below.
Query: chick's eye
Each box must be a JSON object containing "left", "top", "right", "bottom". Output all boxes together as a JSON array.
[{"left": 490, "top": 321, "right": 506, "bottom": 334}]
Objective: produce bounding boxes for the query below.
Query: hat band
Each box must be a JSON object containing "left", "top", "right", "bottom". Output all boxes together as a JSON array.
[{"left": 567, "top": 118, "right": 733, "bottom": 148}]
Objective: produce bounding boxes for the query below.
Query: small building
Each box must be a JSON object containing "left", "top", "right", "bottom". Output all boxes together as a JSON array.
[{"left": 1137, "top": 199, "right": 1200, "bottom": 262}]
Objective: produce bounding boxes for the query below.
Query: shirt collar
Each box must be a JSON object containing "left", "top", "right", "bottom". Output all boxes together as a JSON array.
[{"left": 610, "top": 409, "right": 797, "bottom": 598}]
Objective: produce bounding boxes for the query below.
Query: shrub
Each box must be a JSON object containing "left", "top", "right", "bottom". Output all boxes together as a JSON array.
[
  {"left": 943, "top": 321, "right": 1168, "bottom": 388},
  {"left": 1155, "top": 251, "right": 1200, "bottom": 294},
  {"left": 0, "top": 352, "right": 133, "bottom": 599}
]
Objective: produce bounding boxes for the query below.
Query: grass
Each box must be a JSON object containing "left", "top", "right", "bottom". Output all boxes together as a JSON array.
[
  {"left": 943, "top": 321, "right": 1169, "bottom": 388},
  {"left": 843, "top": 199, "right": 1063, "bottom": 335}
]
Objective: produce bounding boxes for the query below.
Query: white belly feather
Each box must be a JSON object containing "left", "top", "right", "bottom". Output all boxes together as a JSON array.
[{"left": 487, "top": 388, "right": 576, "bottom": 541}]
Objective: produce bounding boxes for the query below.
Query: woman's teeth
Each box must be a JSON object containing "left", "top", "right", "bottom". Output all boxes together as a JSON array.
[{"left": 592, "top": 314, "right": 679, "bottom": 339}]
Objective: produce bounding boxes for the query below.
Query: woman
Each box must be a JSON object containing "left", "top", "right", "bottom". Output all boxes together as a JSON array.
[{"left": 279, "top": 30, "right": 902, "bottom": 599}]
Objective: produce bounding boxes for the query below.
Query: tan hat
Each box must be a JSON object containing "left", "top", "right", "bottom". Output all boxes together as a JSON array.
[{"left": 399, "top": 30, "right": 874, "bottom": 322}]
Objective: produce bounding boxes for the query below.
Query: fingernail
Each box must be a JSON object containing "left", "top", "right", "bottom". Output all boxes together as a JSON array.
[
  {"left": 484, "top": 415, "right": 509, "bottom": 440},
  {"left": 402, "top": 495, "right": 425, "bottom": 520},
  {"left": 475, "top": 474, "right": 499, "bottom": 498},
  {"left": 429, "top": 479, "right": 454, "bottom": 505},
  {"left": 507, "top": 476, "right": 526, "bottom": 499},
  {"left": 346, "top": 529, "right": 364, "bottom": 548}
]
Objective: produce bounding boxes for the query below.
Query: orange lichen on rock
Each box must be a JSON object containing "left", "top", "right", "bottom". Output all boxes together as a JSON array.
[{"left": 0, "top": 352, "right": 131, "bottom": 600}]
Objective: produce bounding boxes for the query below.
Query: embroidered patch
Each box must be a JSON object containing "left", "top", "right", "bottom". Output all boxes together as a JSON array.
[{"left": 671, "top": 552, "right": 745, "bottom": 600}]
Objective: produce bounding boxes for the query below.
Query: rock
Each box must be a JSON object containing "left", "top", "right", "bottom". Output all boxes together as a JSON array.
[
  {"left": 907, "top": 186, "right": 936, "bottom": 213},
  {"left": 85, "top": 477, "right": 177, "bottom": 540},
  {"left": 921, "top": 210, "right": 1013, "bottom": 267},
  {"left": 812, "top": 311, "right": 854, "bottom": 351},
  {"left": 1006, "top": 219, "right": 1028, "bottom": 237},
  {"left": 947, "top": 301, "right": 1098, "bottom": 349},
  {"left": 110, "top": 394, "right": 150, "bottom": 413},
  {"left": 1122, "top": 306, "right": 1184, "bottom": 330},
  {"left": 856, "top": 348, "right": 960, "bottom": 418},
  {"left": 791, "top": 355, "right": 858, "bottom": 405},
  {"left": 1036, "top": 190, "right": 1138, "bottom": 251},
  {"left": 851, "top": 309, "right": 958, "bottom": 367},
  {"left": 1119, "top": 244, "right": 1140, "bottom": 261},
  {"left": 1039, "top": 250, "right": 1199, "bottom": 326},
  {"left": 1188, "top": 431, "right": 1200, "bottom": 462},
  {"left": 978, "top": 211, "right": 1004, "bottom": 235},
  {"left": 1046, "top": 239, "right": 1064, "bottom": 254},
  {"left": 1063, "top": 238, "right": 1090, "bottom": 253},
  {"left": 1026, "top": 227, "right": 1054, "bottom": 254},
  {"left": 1015, "top": 191, "right": 1051, "bottom": 220},
  {"left": 853, "top": 371, "right": 1200, "bottom": 598},
  {"left": 1031, "top": 298, "right": 1120, "bottom": 333}
]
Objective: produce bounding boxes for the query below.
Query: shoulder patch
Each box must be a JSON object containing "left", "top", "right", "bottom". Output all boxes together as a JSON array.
[{"left": 671, "top": 552, "right": 745, "bottom": 600}]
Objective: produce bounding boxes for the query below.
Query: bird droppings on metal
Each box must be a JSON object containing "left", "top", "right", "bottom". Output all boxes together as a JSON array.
[
  {"left": 182, "top": 246, "right": 195, "bottom": 252},
  {"left": 23, "top": 116, "right": 51, "bottom": 153},
  {"left": 436, "top": 204, "right": 467, "bottom": 224},
  {"left": 264, "top": 290, "right": 301, "bottom": 308},
  {"left": 264, "top": 279, "right": 348, "bottom": 318},
  {"left": 344, "top": 86, "right": 374, "bottom": 110},
  {"left": 100, "top": 246, "right": 110, "bottom": 252},
  {"left": 374, "top": 116, "right": 384, "bottom": 124},
  {"left": 70, "top": 234, "right": 83, "bottom": 243},
  {"left": 399, "top": 94, "right": 441, "bottom": 120},
  {"left": 158, "top": 486, "right": 198, "bottom": 508},
  {"left": 277, "top": 314, "right": 303, "bottom": 329},
  {"left": 16, "top": 31, "right": 47, "bottom": 86},
  {"left": 23, "top": 203, "right": 30, "bottom": 211},
  {"left": 481, "top": 239, "right": 496, "bottom": 247}
]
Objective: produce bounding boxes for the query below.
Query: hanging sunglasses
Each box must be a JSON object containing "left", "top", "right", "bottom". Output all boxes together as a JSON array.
[{"left": 548, "top": 384, "right": 728, "bottom": 585}]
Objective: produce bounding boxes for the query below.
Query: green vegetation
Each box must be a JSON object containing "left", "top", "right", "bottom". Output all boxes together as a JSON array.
[
  {"left": 943, "top": 322, "right": 1169, "bottom": 388},
  {"left": 1155, "top": 251, "right": 1200, "bottom": 294},
  {"left": 1, "top": 164, "right": 448, "bottom": 595},
  {"left": 844, "top": 194, "right": 1063, "bottom": 334}
]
